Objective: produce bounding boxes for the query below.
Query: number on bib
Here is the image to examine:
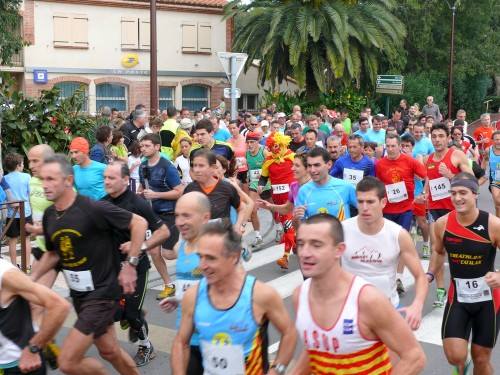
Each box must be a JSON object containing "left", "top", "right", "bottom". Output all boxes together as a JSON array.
[
  {"left": 62, "top": 269, "right": 95, "bottom": 292},
  {"left": 201, "top": 341, "right": 245, "bottom": 375},
  {"left": 455, "top": 277, "right": 492, "bottom": 303},
  {"left": 494, "top": 168, "right": 500, "bottom": 182},
  {"left": 175, "top": 279, "right": 199, "bottom": 301},
  {"left": 343, "top": 168, "right": 364, "bottom": 186},
  {"left": 249, "top": 169, "right": 261, "bottom": 182},
  {"left": 429, "top": 177, "right": 451, "bottom": 201},
  {"left": 272, "top": 184, "right": 290, "bottom": 194},
  {"left": 385, "top": 181, "right": 408, "bottom": 203}
]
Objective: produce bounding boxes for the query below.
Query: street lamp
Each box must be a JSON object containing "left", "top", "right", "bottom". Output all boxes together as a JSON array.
[
  {"left": 445, "top": 0, "right": 459, "bottom": 119},
  {"left": 150, "top": 0, "right": 158, "bottom": 115}
]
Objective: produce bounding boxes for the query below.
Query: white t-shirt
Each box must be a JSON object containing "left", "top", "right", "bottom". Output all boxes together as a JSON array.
[
  {"left": 127, "top": 155, "right": 141, "bottom": 180},
  {"left": 174, "top": 155, "right": 192, "bottom": 185}
]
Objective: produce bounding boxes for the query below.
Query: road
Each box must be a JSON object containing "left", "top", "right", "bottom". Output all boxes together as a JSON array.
[{"left": 35, "top": 183, "right": 499, "bottom": 374}]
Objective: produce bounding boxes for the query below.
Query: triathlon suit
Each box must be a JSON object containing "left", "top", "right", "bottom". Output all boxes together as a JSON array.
[
  {"left": 175, "top": 240, "right": 204, "bottom": 374},
  {"left": 0, "top": 260, "right": 45, "bottom": 375},
  {"left": 427, "top": 148, "right": 461, "bottom": 222},
  {"left": 246, "top": 146, "right": 271, "bottom": 199},
  {"left": 342, "top": 217, "right": 402, "bottom": 307},
  {"left": 442, "top": 210, "right": 500, "bottom": 348},
  {"left": 194, "top": 275, "right": 269, "bottom": 375},
  {"left": 296, "top": 276, "right": 391, "bottom": 375},
  {"left": 488, "top": 147, "right": 500, "bottom": 189}
]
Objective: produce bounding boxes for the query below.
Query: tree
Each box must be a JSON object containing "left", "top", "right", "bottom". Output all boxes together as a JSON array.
[
  {"left": 0, "top": 0, "right": 24, "bottom": 65},
  {"left": 225, "top": 0, "right": 406, "bottom": 98}
]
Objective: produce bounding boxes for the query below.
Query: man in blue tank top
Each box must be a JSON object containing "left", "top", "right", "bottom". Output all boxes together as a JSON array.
[
  {"left": 484, "top": 130, "right": 500, "bottom": 217},
  {"left": 159, "top": 192, "right": 211, "bottom": 374},
  {"left": 171, "top": 221, "right": 297, "bottom": 375}
]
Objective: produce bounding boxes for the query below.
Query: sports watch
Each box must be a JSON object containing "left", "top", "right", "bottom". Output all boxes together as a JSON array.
[
  {"left": 270, "top": 363, "right": 287, "bottom": 375},
  {"left": 28, "top": 344, "right": 41, "bottom": 354},
  {"left": 127, "top": 256, "right": 139, "bottom": 267}
]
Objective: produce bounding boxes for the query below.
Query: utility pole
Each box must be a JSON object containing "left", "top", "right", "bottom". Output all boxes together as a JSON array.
[
  {"left": 445, "top": 0, "right": 458, "bottom": 119},
  {"left": 150, "top": 0, "right": 158, "bottom": 115}
]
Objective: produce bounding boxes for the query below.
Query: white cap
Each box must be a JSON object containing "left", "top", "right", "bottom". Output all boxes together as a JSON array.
[
  {"left": 260, "top": 120, "right": 269, "bottom": 127},
  {"left": 179, "top": 118, "right": 193, "bottom": 130},
  {"left": 277, "top": 112, "right": 286, "bottom": 118}
]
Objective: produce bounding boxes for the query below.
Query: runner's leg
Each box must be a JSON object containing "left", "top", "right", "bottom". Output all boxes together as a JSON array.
[
  {"left": 470, "top": 345, "right": 492, "bottom": 375},
  {"left": 443, "top": 338, "right": 469, "bottom": 373},
  {"left": 95, "top": 325, "right": 139, "bottom": 375},
  {"left": 491, "top": 187, "right": 500, "bottom": 218}
]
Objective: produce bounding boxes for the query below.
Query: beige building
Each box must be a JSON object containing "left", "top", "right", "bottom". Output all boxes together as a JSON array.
[{"left": 0, "top": 0, "right": 298, "bottom": 114}]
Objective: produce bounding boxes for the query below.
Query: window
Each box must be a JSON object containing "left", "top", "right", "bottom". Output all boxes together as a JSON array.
[
  {"left": 121, "top": 18, "right": 150, "bottom": 50},
  {"left": 159, "top": 87, "right": 174, "bottom": 110},
  {"left": 54, "top": 82, "right": 88, "bottom": 111},
  {"left": 238, "top": 94, "right": 258, "bottom": 112},
  {"left": 96, "top": 83, "right": 128, "bottom": 112},
  {"left": 53, "top": 13, "right": 88, "bottom": 48},
  {"left": 182, "top": 85, "right": 209, "bottom": 111},
  {"left": 181, "top": 22, "right": 211, "bottom": 54}
]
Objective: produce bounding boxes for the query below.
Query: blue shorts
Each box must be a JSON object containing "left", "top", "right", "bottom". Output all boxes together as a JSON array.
[{"left": 384, "top": 210, "right": 413, "bottom": 232}]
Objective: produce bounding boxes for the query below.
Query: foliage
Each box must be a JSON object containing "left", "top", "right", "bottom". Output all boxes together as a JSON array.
[
  {"left": 0, "top": 77, "right": 96, "bottom": 157},
  {"left": 259, "top": 88, "right": 367, "bottom": 116},
  {"left": 0, "top": 0, "right": 24, "bottom": 65},
  {"left": 225, "top": 0, "right": 406, "bottom": 97}
]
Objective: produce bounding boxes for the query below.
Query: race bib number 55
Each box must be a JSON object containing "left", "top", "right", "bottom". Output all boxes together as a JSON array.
[
  {"left": 63, "top": 269, "right": 95, "bottom": 292},
  {"left": 201, "top": 341, "right": 245, "bottom": 375}
]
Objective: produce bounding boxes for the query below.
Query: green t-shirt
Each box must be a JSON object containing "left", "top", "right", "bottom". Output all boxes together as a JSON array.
[
  {"left": 30, "top": 177, "right": 53, "bottom": 251},
  {"left": 342, "top": 118, "right": 352, "bottom": 134},
  {"left": 303, "top": 124, "right": 330, "bottom": 136},
  {"left": 246, "top": 147, "right": 271, "bottom": 191}
]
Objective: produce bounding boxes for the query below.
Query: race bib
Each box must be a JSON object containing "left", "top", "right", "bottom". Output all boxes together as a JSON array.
[
  {"left": 235, "top": 157, "right": 246, "bottom": 170},
  {"left": 145, "top": 229, "right": 152, "bottom": 240},
  {"left": 495, "top": 168, "right": 500, "bottom": 182},
  {"left": 249, "top": 169, "right": 261, "bottom": 182},
  {"left": 272, "top": 184, "right": 290, "bottom": 194},
  {"left": 201, "top": 341, "right": 245, "bottom": 375},
  {"left": 175, "top": 279, "right": 199, "bottom": 301},
  {"left": 386, "top": 181, "right": 408, "bottom": 203},
  {"left": 62, "top": 270, "right": 94, "bottom": 292},
  {"left": 455, "top": 277, "right": 492, "bottom": 303},
  {"left": 429, "top": 177, "right": 451, "bottom": 201},
  {"left": 364, "top": 275, "right": 392, "bottom": 299},
  {"left": 343, "top": 168, "right": 364, "bottom": 186}
]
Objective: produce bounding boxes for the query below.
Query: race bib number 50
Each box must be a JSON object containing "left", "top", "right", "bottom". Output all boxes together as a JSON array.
[{"left": 201, "top": 341, "right": 245, "bottom": 375}]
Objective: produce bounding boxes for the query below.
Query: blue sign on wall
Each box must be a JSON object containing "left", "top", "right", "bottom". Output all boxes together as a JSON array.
[{"left": 33, "top": 69, "right": 48, "bottom": 84}]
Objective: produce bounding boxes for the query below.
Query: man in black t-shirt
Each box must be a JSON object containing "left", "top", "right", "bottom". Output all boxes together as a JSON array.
[
  {"left": 31, "top": 154, "right": 147, "bottom": 375},
  {"left": 103, "top": 161, "right": 170, "bottom": 367}
]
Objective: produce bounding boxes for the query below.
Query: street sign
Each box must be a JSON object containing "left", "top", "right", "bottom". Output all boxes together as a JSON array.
[
  {"left": 223, "top": 88, "right": 241, "bottom": 99},
  {"left": 217, "top": 52, "right": 248, "bottom": 81},
  {"left": 376, "top": 74, "right": 404, "bottom": 95},
  {"left": 33, "top": 69, "right": 48, "bottom": 84}
]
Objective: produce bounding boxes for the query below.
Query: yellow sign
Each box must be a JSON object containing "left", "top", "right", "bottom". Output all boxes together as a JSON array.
[{"left": 121, "top": 53, "right": 139, "bottom": 68}]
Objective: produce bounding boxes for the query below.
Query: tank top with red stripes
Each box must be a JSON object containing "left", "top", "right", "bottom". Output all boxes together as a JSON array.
[{"left": 427, "top": 148, "right": 461, "bottom": 210}]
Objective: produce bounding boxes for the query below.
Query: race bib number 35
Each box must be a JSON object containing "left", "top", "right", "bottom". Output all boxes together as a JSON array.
[
  {"left": 201, "top": 341, "right": 245, "bottom": 375},
  {"left": 429, "top": 177, "right": 451, "bottom": 201},
  {"left": 455, "top": 277, "right": 492, "bottom": 303},
  {"left": 62, "top": 269, "right": 95, "bottom": 292},
  {"left": 343, "top": 168, "right": 364, "bottom": 186}
]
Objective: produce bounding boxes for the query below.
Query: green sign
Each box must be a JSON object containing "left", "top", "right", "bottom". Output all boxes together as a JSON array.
[{"left": 376, "top": 75, "right": 404, "bottom": 95}]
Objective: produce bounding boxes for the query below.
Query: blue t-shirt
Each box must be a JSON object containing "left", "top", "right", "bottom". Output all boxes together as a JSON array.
[
  {"left": 73, "top": 161, "right": 106, "bottom": 201},
  {"left": 365, "top": 129, "right": 386, "bottom": 145},
  {"left": 213, "top": 128, "right": 231, "bottom": 142},
  {"left": 413, "top": 137, "right": 435, "bottom": 157},
  {"left": 353, "top": 129, "right": 371, "bottom": 142},
  {"left": 4, "top": 171, "right": 31, "bottom": 218},
  {"left": 330, "top": 154, "right": 375, "bottom": 179},
  {"left": 139, "top": 157, "right": 181, "bottom": 213},
  {"left": 296, "top": 177, "right": 357, "bottom": 221}
]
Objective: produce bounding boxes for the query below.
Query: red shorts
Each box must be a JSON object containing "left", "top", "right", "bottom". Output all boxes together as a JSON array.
[{"left": 413, "top": 202, "right": 426, "bottom": 218}]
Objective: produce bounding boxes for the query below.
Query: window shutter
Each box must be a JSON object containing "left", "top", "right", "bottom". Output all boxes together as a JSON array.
[
  {"left": 181, "top": 22, "right": 197, "bottom": 53},
  {"left": 71, "top": 14, "right": 89, "bottom": 48},
  {"left": 53, "top": 14, "right": 71, "bottom": 47},
  {"left": 139, "top": 19, "right": 150, "bottom": 50},
  {"left": 121, "top": 17, "right": 139, "bottom": 49},
  {"left": 197, "top": 22, "right": 211, "bottom": 53}
]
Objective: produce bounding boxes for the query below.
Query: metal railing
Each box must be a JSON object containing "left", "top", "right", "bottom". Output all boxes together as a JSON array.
[
  {"left": 0, "top": 50, "right": 24, "bottom": 67},
  {"left": 1, "top": 200, "right": 28, "bottom": 273}
]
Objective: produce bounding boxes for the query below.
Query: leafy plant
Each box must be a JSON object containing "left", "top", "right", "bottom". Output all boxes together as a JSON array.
[
  {"left": 0, "top": 77, "right": 96, "bottom": 157},
  {"left": 0, "top": 0, "right": 24, "bottom": 65}
]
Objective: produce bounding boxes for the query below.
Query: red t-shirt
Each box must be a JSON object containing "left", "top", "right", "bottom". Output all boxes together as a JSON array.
[
  {"left": 376, "top": 153, "right": 426, "bottom": 214},
  {"left": 426, "top": 148, "right": 461, "bottom": 210},
  {"left": 473, "top": 126, "right": 494, "bottom": 150}
]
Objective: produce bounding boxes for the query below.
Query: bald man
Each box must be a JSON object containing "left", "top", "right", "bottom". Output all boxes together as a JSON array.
[{"left": 160, "top": 191, "right": 211, "bottom": 374}]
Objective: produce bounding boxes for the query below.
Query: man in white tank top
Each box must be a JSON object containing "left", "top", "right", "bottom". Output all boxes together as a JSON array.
[
  {"left": 292, "top": 214, "right": 425, "bottom": 374},
  {"left": 341, "top": 176, "right": 428, "bottom": 330}
]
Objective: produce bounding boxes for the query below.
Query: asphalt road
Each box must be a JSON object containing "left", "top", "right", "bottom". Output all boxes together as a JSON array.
[{"left": 43, "top": 183, "right": 499, "bottom": 374}]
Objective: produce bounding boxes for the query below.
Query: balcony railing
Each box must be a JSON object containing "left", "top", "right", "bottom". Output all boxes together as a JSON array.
[{"left": 1, "top": 49, "right": 24, "bottom": 68}]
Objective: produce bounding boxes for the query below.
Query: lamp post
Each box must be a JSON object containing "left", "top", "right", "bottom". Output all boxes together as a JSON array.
[
  {"left": 445, "top": 0, "right": 459, "bottom": 119},
  {"left": 150, "top": 0, "right": 158, "bottom": 115}
]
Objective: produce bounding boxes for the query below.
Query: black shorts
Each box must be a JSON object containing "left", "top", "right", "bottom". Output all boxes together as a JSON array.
[
  {"left": 442, "top": 282, "right": 500, "bottom": 348},
  {"left": 187, "top": 345, "right": 204, "bottom": 375},
  {"left": 73, "top": 299, "right": 118, "bottom": 338},
  {"left": 428, "top": 209, "right": 450, "bottom": 223},
  {"left": 249, "top": 188, "right": 272, "bottom": 201},
  {"left": 236, "top": 171, "right": 248, "bottom": 184},
  {"left": 5, "top": 216, "right": 32, "bottom": 238},
  {"left": 157, "top": 212, "right": 179, "bottom": 251}
]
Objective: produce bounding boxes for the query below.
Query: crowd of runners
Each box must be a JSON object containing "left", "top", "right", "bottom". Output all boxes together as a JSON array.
[{"left": 0, "top": 99, "right": 499, "bottom": 374}]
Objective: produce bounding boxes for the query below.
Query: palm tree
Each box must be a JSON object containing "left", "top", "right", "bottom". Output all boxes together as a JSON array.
[{"left": 224, "top": 0, "right": 406, "bottom": 97}]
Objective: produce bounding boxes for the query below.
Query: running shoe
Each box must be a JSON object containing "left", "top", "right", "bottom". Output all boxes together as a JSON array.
[
  {"left": 156, "top": 284, "right": 175, "bottom": 300},
  {"left": 451, "top": 358, "right": 472, "bottom": 375},
  {"left": 242, "top": 247, "right": 252, "bottom": 262},
  {"left": 44, "top": 341, "right": 60, "bottom": 370},
  {"left": 396, "top": 279, "right": 405, "bottom": 295},
  {"left": 134, "top": 344, "right": 156, "bottom": 367},
  {"left": 433, "top": 288, "right": 447, "bottom": 308},
  {"left": 422, "top": 243, "right": 431, "bottom": 259},
  {"left": 277, "top": 254, "right": 289, "bottom": 270}
]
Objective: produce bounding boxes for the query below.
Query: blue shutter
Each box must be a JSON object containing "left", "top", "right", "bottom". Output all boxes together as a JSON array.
[
  {"left": 182, "top": 85, "right": 208, "bottom": 111},
  {"left": 159, "top": 87, "right": 174, "bottom": 110},
  {"left": 96, "top": 83, "right": 127, "bottom": 111}
]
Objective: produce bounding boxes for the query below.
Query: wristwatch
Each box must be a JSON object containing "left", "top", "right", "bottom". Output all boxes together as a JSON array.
[
  {"left": 127, "top": 256, "right": 139, "bottom": 267},
  {"left": 28, "top": 344, "right": 41, "bottom": 354},
  {"left": 270, "top": 363, "right": 287, "bottom": 375}
]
